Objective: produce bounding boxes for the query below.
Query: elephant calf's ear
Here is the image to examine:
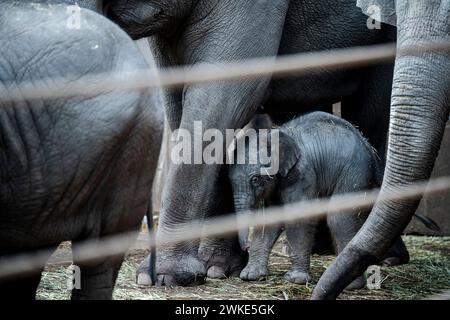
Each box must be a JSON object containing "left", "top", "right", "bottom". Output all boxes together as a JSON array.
[{"left": 277, "top": 131, "right": 301, "bottom": 178}]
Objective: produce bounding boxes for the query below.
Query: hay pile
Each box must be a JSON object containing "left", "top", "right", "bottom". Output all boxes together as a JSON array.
[{"left": 36, "top": 235, "right": 450, "bottom": 300}]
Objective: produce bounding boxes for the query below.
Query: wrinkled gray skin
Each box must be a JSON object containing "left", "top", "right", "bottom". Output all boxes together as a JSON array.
[
  {"left": 229, "top": 112, "right": 405, "bottom": 290},
  {"left": 0, "top": 1, "right": 164, "bottom": 299},
  {"left": 312, "top": 0, "right": 450, "bottom": 299},
  {"left": 107, "top": 0, "right": 450, "bottom": 298}
]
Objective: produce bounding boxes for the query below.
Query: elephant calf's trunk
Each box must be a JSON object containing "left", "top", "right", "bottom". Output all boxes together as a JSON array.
[{"left": 238, "top": 227, "right": 250, "bottom": 251}]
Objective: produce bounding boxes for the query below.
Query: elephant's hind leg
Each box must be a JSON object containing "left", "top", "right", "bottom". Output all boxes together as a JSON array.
[
  {"left": 70, "top": 253, "right": 124, "bottom": 300},
  {"left": 0, "top": 246, "right": 56, "bottom": 300},
  {"left": 0, "top": 270, "right": 43, "bottom": 300}
]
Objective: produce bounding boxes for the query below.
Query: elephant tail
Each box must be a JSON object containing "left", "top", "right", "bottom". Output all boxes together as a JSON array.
[
  {"left": 412, "top": 213, "right": 441, "bottom": 232},
  {"left": 146, "top": 204, "right": 157, "bottom": 285}
]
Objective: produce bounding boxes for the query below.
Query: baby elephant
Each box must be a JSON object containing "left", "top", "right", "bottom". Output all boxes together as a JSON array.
[{"left": 228, "top": 111, "right": 383, "bottom": 289}]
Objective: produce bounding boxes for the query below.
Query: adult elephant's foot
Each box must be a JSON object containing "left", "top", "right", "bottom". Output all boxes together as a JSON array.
[
  {"left": 156, "top": 253, "right": 207, "bottom": 287},
  {"left": 198, "top": 237, "right": 248, "bottom": 279},
  {"left": 137, "top": 249, "right": 206, "bottom": 287}
]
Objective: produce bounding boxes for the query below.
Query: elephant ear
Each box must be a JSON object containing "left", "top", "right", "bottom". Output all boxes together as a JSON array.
[
  {"left": 277, "top": 131, "right": 301, "bottom": 178},
  {"left": 356, "top": 0, "right": 397, "bottom": 26},
  {"left": 106, "top": 1, "right": 164, "bottom": 39}
]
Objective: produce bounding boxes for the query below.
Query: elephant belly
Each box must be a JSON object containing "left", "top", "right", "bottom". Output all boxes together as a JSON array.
[
  {"left": 0, "top": 104, "right": 149, "bottom": 250},
  {"left": 266, "top": 72, "right": 361, "bottom": 112},
  {"left": 265, "top": 0, "right": 395, "bottom": 113}
]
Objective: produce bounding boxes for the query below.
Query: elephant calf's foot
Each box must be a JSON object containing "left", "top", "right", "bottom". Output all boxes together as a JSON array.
[
  {"left": 240, "top": 264, "right": 268, "bottom": 282},
  {"left": 284, "top": 270, "right": 311, "bottom": 284},
  {"left": 382, "top": 238, "right": 410, "bottom": 267},
  {"left": 150, "top": 254, "right": 206, "bottom": 287},
  {"left": 382, "top": 256, "right": 409, "bottom": 267},
  {"left": 344, "top": 275, "right": 366, "bottom": 291}
]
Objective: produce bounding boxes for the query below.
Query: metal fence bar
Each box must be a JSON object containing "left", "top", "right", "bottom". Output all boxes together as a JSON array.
[
  {"left": 1, "top": 41, "right": 450, "bottom": 104},
  {"left": 1, "top": 176, "right": 450, "bottom": 280}
]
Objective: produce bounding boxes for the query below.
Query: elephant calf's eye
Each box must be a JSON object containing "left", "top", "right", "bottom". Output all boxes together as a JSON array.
[{"left": 250, "top": 175, "right": 262, "bottom": 186}]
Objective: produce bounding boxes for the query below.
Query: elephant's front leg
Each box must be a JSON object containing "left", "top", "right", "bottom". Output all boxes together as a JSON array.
[
  {"left": 72, "top": 246, "right": 125, "bottom": 300},
  {"left": 198, "top": 175, "right": 248, "bottom": 280},
  {"left": 284, "top": 220, "right": 317, "bottom": 285},
  {"left": 156, "top": 162, "right": 223, "bottom": 286},
  {"left": 312, "top": 0, "right": 450, "bottom": 299},
  {"left": 240, "top": 225, "right": 282, "bottom": 282},
  {"left": 155, "top": 121, "right": 259, "bottom": 286},
  {"left": 199, "top": 236, "right": 248, "bottom": 279},
  {"left": 152, "top": 0, "right": 290, "bottom": 287}
]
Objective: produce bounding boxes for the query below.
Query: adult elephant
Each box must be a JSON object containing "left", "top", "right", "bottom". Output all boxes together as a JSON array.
[
  {"left": 108, "top": 0, "right": 450, "bottom": 298},
  {"left": 311, "top": 0, "right": 450, "bottom": 299},
  {"left": 0, "top": 1, "right": 163, "bottom": 299}
]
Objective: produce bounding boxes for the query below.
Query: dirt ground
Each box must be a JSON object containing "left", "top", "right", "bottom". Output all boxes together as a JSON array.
[{"left": 36, "top": 235, "right": 450, "bottom": 300}]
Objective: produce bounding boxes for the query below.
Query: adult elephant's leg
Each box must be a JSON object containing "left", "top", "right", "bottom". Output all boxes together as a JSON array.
[
  {"left": 0, "top": 247, "right": 56, "bottom": 300},
  {"left": 71, "top": 252, "right": 125, "bottom": 300},
  {"left": 155, "top": 87, "right": 265, "bottom": 286},
  {"left": 154, "top": 0, "right": 290, "bottom": 287},
  {"left": 342, "top": 63, "right": 394, "bottom": 161},
  {"left": 197, "top": 173, "right": 248, "bottom": 279},
  {"left": 312, "top": 0, "right": 450, "bottom": 299},
  {"left": 342, "top": 47, "right": 410, "bottom": 266},
  {"left": 147, "top": 35, "right": 183, "bottom": 131}
]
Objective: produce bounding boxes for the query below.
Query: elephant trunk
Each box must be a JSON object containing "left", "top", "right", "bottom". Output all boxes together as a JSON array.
[
  {"left": 238, "top": 226, "right": 250, "bottom": 252},
  {"left": 233, "top": 196, "right": 253, "bottom": 251},
  {"left": 312, "top": 2, "right": 450, "bottom": 299}
]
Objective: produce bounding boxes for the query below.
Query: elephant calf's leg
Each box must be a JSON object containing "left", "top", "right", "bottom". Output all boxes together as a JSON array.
[
  {"left": 382, "top": 237, "right": 410, "bottom": 267},
  {"left": 327, "top": 211, "right": 367, "bottom": 290},
  {"left": 240, "top": 226, "right": 281, "bottom": 282},
  {"left": 284, "top": 221, "right": 317, "bottom": 284}
]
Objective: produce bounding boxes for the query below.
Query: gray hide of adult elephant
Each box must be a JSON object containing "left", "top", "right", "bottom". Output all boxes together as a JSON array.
[{"left": 0, "top": 1, "right": 164, "bottom": 299}]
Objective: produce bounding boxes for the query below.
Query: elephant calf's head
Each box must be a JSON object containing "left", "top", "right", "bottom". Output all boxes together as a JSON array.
[{"left": 227, "top": 129, "right": 301, "bottom": 250}]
